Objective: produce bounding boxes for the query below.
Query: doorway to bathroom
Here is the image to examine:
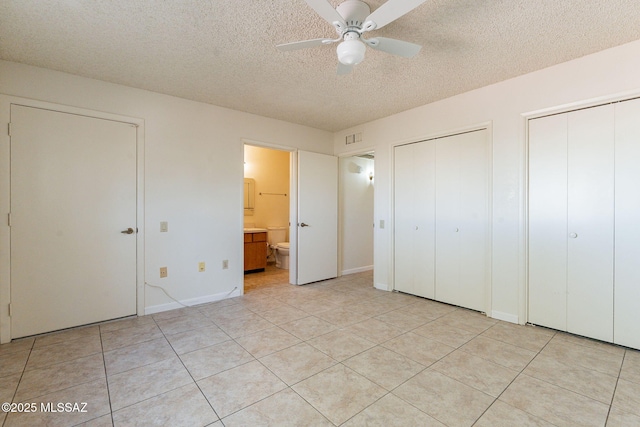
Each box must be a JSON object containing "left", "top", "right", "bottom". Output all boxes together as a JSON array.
[{"left": 243, "top": 144, "right": 292, "bottom": 292}]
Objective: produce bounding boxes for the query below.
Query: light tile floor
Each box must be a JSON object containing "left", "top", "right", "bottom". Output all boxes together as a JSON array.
[{"left": 2, "top": 270, "right": 640, "bottom": 426}]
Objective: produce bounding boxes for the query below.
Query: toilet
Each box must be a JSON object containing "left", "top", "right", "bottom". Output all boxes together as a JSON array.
[{"left": 267, "top": 226, "right": 289, "bottom": 270}]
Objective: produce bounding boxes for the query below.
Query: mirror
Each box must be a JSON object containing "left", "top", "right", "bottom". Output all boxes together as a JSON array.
[{"left": 244, "top": 178, "right": 255, "bottom": 215}]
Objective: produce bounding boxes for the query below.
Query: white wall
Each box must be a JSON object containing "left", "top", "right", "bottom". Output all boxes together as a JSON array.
[
  {"left": 334, "top": 39, "right": 640, "bottom": 323},
  {"left": 0, "top": 60, "right": 333, "bottom": 330},
  {"left": 243, "top": 145, "right": 290, "bottom": 234},
  {"left": 339, "top": 156, "right": 374, "bottom": 275}
]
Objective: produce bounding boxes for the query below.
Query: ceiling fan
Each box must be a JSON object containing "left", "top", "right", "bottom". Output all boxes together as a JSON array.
[{"left": 277, "top": 0, "right": 428, "bottom": 74}]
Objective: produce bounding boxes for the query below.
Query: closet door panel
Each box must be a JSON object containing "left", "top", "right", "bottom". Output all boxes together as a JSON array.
[
  {"left": 567, "top": 106, "right": 614, "bottom": 342},
  {"left": 413, "top": 141, "right": 436, "bottom": 299},
  {"left": 458, "top": 131, "right": 489, "bottom": 311},
  {"left": 528, "top": 114, "right": 568, "bottom": 331},
  {"left": 394, "top": 144, "right": 417, "bottom": 295},
  {"left": 435, "top": 134, "right": 461, "bottom": 306},
  {"left": 614, "top": 98, "right": 640, "bottom": 348}
]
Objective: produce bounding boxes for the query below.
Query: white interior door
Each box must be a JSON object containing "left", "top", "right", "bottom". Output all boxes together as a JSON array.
[
  {"left": 528, "top": 114, "right": 569, "bottom": 331},
  {"left": 297, "top": 151, "right": 338, "bottom": 284},
  {"left": 10, "top": 105, "right": 137, "bottom": 338},
  {"left": 566, "top": 106, "right": 614, "bottom": 342},
  {"left": 614, "top": 98, "right": 640, "bottom": 349}
]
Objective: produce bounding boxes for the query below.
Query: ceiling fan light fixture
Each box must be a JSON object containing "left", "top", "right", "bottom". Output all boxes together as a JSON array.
[{"left": 337, "top": 39, "right": 366, "bottom": 65}]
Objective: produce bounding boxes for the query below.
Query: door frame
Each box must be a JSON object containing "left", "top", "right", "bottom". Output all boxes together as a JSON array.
[
  {"left": 0, "top": 96, "right": 145, "bottom": 344},
  {"left": 390, "top": 122, "right": 493, "bottom": 315},
  {"left": 242, "top": 140, "right": 299, "bottom": 285}
]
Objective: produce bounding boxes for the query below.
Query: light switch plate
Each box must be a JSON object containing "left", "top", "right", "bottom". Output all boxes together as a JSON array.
[{"left": 160, "top": 221, "right": 168, "bottom": 232}]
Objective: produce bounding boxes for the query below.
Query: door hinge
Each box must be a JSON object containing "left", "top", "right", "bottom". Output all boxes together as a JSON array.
[
  {"left": 8, "top": 303, "right": 12, "bottom": 317},
  {"left": 7, "top": 213, "right": 11, "bottom": 227},
  {"left": 8, "top": 122, "right": 11, "bottom": 137}
]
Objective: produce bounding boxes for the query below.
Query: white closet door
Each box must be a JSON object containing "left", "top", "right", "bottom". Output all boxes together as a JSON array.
[
  {"left": 566, "top": 106, "right": 615, "bottom": 342},
  {"left": 435, "top": 130, "right": 488, "bottom": 311},
  {"left": 528, "top": 114, "right": 568, "bottom": 331},
  {"left": 614, "top": 98, "right": 640, "bottom": 349},
  {"left": 393, "top": 142, "right": 435, "bottom": 298}
]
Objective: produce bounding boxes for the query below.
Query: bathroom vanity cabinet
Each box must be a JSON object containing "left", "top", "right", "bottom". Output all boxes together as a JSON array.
[{"left": 244, "top": 230, "right": 267, "bottom": 272}]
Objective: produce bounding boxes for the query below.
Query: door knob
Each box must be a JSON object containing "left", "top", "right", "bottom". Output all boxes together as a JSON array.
[
  {"left": 121, "top": 227, "right": 135, "bottom": 234},
  {"left": 454, "top": 228, "right": 459, "bottom": 232},
  {"left": 569, "top": 232, "right": 578, "bottom": 238},
  {"left": 300, "top": 223, "right": 309, "bottom": 227}
]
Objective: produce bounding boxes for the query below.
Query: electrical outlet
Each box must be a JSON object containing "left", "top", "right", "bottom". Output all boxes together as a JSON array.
[
  {"left": 198, "top": 262, "right": 206, "bottom": 272},
  {"left": 160, "top": 221, "right": 168, "bottom": 232},
  {"left": 222, "top": 260, "right": 229, "bottom": 270},
  {"left": 160, "top": 267, "right": 167, "bottom": 278}
]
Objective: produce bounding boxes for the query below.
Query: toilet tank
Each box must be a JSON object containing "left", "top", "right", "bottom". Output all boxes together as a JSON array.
[{"left": 267, "top": 226, "right": 287, "bottom": 245}]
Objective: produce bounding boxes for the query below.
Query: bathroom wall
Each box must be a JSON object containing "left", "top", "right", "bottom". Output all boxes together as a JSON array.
[
  {"left": 339, "top": 155, "right": 374, "bottom": 275},
  {"left": 244, "top": 145, "right": 290, "bottom": 237}
]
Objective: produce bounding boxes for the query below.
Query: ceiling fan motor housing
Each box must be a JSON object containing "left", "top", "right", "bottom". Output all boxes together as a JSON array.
[{"left": 336, "top": 0, "right": 371, "bottom": 30}]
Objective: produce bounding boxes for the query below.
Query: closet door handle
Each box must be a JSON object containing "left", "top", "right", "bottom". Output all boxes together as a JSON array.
[{"left": 569, "top": 232, "right": 578, "bottom": 238}]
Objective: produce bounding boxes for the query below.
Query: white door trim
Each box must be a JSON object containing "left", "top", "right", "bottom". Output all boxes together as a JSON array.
[{"left": 0, "top": 95, "right": 145, "bottom": 344}]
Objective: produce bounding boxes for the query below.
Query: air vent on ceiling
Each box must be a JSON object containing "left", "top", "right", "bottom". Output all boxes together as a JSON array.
[{"left": 345, "top": 132, "right": 362, "bottom": 145}]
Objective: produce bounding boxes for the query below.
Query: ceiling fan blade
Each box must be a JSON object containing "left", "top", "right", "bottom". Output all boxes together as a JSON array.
[
  {"left": 362, "top": 0, "right": 428, "bottom": 31},
  {"left": 337, "top": 62, "right": 353, "bottom": 75},
  {"left": 304, "top": 0, "right": 346, "bottom": 29},
  {"left": 364, "top": 37, "right": 422, "bottom": 57},
  {"left": 276, "top": 38, "right": 335, "bottom": 51}
]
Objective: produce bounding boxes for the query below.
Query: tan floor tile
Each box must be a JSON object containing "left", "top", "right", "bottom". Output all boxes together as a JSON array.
[
  {"left": 620, "top": 349, "right": 640, "bottom": 385},
  {"left": 155, "top": 312, "right": 213, "bottom": 335},
  {"left": 222, "top": 388, "right": 332, "bottom": 427},
  {"left": 0, "top": 337, "right": 34, "bottom": 357},
  {"left": 541, "top": 338, "right": 624, "bottom": 377},
  {"left": 432, "top": 350, "right": 519, "bottom": 397},
  {"left": 104, "top": 337, "right": 175, "bottom": 375},
  {"left": 200, "top": 303, "right": 255, "bottom": 323},
  {"left": 0, "top": 373, "right": 20, "bottom": 402},
  {"left": 75, "top": 414, "right": 114, "bottom": 427},
  {"left": 165, "top": 325, "right": 231, "bottom": 354},
  {"left": 292, "top": 364, "right": 387, "bottom": 425},
  {"left": 179, "top": 340, "right": 254, "bottom": 380},
  {"left": 99, "top": 315, "right": 154, "bottom": 334},
  {"left": 259, "top": 343, "right": 336, "bottom": 385},
  {"left": 607, "top": 406, "right": 640, "bottom": 426},
  {"left": 393, "top": 369, "right": 494, "bottom": 427},
  {"left": 343, "top": 346, "right": 425, "bottom": 390},
  {"left": 481, "top": 322, "right": 554, "bottom": 352},
  {"left": 373, "top": 309, "right": 430, "bottom": 331},
  {"left": 612, "top": 378, "right": 640, "bottom": 417},
  {"left": 474, "top": 400, "right": 555, "bottom": 427},
  {"left": 107, "top": 356, "right": 193, "bottom": 411},
  {"left": 235, "top": 326, "right": 301, "bottom": 358},
  {"left": 112, "top": 383, "right": 217, "bottom": 427},
  {"left": 436, "top": 309, "right": 498, "bottom": 334},
  {"left": 500, "top": 374, "right": 609, "bottom": 427},
  {"left": 412, "top": 321, "right": 478, "bottom": 348},
  {"left": 279, "top": 315, "right": 337, "bottom": 340},
  {"left": 34, "top": 325, "right": 100, "bottom": 349},
  {"left": 342, "top": 318, "right": 404, "bottom": 344},
  {"left": 198, "top": 360, "right": 287, "bottom": 418},
  {"left": 460, "top": 336, "right": 536, "bottom": 371},
  {"left": 314, "top": 307, "right": 371, "bottom": 328},
  {"left": 382, "top": 332, "right": 454, "bottom": 366},
  {"left": 553, "top": 332, "right": 626, "bottom": 356},
  {"left": 151, "top": 306, "right": 200, "bottom": 322},
  {"left": 401, "top": 300, "right": 458, "bottom": 320},
  {"left": 524, "top": 353, "right": 618, "bottom": 403},
  {"left": 0, "top": 350, "right": 29, "bottom": 378},
  {"left": 259, "top": 306, "right": 308, "bottom": 325},
  {"left": 100, "top": 322, "right": 164, "bottom": 352},
  {"left": 15, "top": 353, "right": 105, "bottom": 402},
  {"left": 26, "top": 333, "right": 103, "bottom": 371},
  {"left": 349, "top": 300, "right": 397, "bottom": 317},
  {"left": 238, "top": 298, "right": 288, "bottom": 314},
  {"left": 308, "top": 330, "right": 376, "bottom": 362},
  {"left": 342, "top": 394, "right": 445, "bottom": 427},
  {"left": 288, "top": 298, "right": 338, "bottom": 315},
  {"left": 7, "top": 379, "right": 110, "bottom": 427},
  {"left": 214, "top": 313, "right": 274, "bottom": 338}
]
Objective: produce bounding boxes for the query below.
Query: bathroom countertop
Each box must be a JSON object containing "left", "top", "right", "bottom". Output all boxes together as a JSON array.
[{"left": 243, "top": 228, "right": 268, "bottom": 233}]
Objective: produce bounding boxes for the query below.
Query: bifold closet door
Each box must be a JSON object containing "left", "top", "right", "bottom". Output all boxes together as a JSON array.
[
  {"left": 394, "top": 141, "right": 436, "bottom": 299},
  {"left": 614, "top": 98, "right": 640, "bottom": 349},
  {"left": 435, "top": 130, "right": 488, "bottom": 312}
]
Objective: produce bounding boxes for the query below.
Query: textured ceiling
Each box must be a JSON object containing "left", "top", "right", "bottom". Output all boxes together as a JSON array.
[{"left": 1, "top": 1, "right": 640, "bottom": 132}]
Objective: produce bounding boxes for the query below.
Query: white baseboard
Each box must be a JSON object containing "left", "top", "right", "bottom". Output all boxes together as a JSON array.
[
  {"left": 144, "top": 287, "right": 242, "bottom": 315},
  {"left": 341, "top": 265, "right": 374, "bottom": 276},
  {"left": 374, "top": 282, "right": 390, "bottom": 291},
  {"left": 491, "top": 310, "right": 519, "bottom": 324}
]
